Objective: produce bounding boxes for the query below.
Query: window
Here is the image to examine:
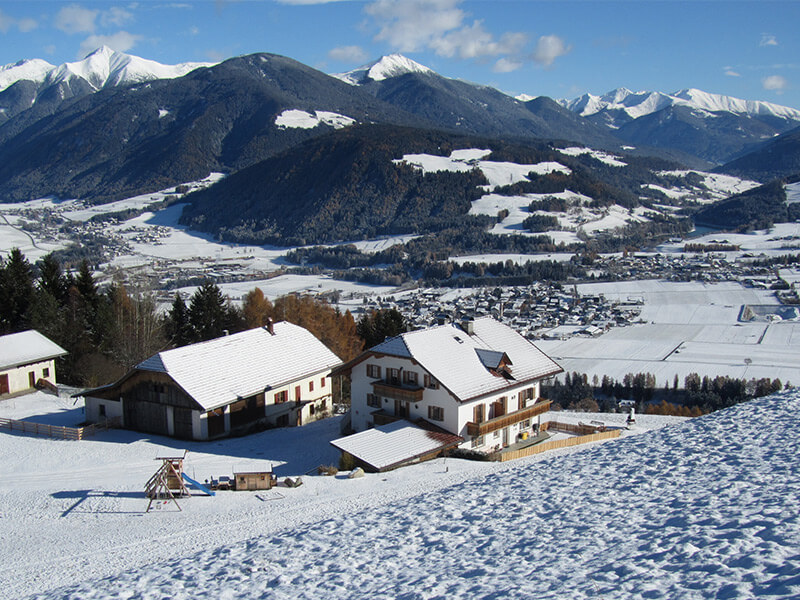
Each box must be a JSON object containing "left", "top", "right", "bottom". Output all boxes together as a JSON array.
[
  {"left": 366, "top": 364, "right": 381, "bottom": 378},
  {"left": 43, "top": 368, "right": 50, "bottom": 378},
  {"left": 387, "top": 368, "right": 400, "bottom": 385},
  {"left": 424, "top": 374, "right": 439, "bottom": 390},
  {"left": 367, "top": 393, "right": 381, "bottom": 408},
  {"left": 518, "top": 387, "right": 535, "bottom": 409},
  {"left": 274, "top": 390, "right": 288, "bottom": 404},
  {"left": 321, "top": 377, "right": 326, "bottom": 388},
  {"left": 428, "top": 406, "right": 444, "bottom": 421},
  {"left": 471, "top": 435, "right": 485, "bottom": 449},
  {"left": 310, "top": 404, "right": 316, "bottom": 415},
  {"left": 403, "top": 371, "right": 418, "bottom": 385},
  {"left": 99, "top": 404, "right": 106, "bottom": 417},
  {"left": 473, "top": 404, "right": 485, "bottom": 424},
  {"left": 309, "top": 380, "right": 314, "bottom": 392}
]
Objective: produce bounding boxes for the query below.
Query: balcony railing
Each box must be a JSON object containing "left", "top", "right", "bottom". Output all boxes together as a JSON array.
[
  {"left": 466, "top": 400, "right": 551, "bottom": 437},
  {"left": 372, "top": 380, "right": 424, "bottom": 403}
]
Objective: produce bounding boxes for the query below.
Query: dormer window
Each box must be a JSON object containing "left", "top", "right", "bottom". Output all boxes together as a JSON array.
[{"left": 475, "top": 349, "right": 514, "bottom": 379}]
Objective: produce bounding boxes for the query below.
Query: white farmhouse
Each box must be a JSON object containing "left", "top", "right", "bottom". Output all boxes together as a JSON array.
[
  {"left": 81, "top": 321, "right": 342, "bottom": 440},
  {"left": 0, "top": 330, "right": 67, "bottom": 397},
  {"left": 341, "top": 316, "right": 562, "bottom": 454}
]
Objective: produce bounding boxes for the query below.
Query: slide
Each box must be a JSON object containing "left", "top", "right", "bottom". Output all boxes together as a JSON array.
[{"left": 181, "top": 473, "right": 216, "bottom": 496}]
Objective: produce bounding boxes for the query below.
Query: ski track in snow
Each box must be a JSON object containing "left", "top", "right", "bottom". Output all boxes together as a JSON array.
[{"left": 16, "top": 392, "right": 800, "bottom": 600}]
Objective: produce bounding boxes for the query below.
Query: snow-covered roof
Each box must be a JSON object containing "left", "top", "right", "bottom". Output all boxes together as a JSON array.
[
  {"left": 370, "top": 317, "right": 562, "bottom": 402},
  {"left": 136, "top": 323, "right": 342, "bottom": 411},
  {"left": 0, "top": 330, "right": 67, "bottom": 371},
  {"left": 330, "top": 421, "right": 462, "bottom": 472}
]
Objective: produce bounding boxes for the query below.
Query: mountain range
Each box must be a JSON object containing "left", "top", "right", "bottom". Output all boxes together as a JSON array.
[{"left": 0, "top": 47, "right": 799, "bottom": 236}]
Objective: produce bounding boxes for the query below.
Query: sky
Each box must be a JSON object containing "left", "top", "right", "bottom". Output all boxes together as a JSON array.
[{"left": 0, "top": 0, "right": 799, "bottom": 109}]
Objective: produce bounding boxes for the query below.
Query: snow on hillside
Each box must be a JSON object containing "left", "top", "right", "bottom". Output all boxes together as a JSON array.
[
  {"left": 394, "top": 149, "right": 571, "bottom": 190},
  {"left": 12, "top": 389, "right": 800, "bottom": 599},
  {"left": 274, "top": 109, "right": 355, "bottom": 130},
  {"left": 786, "top": 181, "right": 800, "bottom": 205},
  {"left": 333, "top": 54, "right": 433, "bottom": 85},
  {"left": 646, "top": 170, "right": 760, "bottom": 204},
  {"left": 0, "top": 58, "right": 54, "bottom": 92},
  {"left": 560, "top": 87, "right": 800, "bottom": 122},
  {"left": 557, "top": 146, "right": 627, "bottom": 167},
  {"left": 1, "top": 46, "right": 212, "bottom": 93}
]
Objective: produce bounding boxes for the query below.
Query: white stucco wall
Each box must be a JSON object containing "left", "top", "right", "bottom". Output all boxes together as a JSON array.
[
  {"left": 0, "top": 358, "right": 57, "bottom": 396},
  {"left": 84, "top": 395, "right": 123, "bottom": 423},
  {"left": 351, "top": 354, "right": 545, "bottom": 451}
]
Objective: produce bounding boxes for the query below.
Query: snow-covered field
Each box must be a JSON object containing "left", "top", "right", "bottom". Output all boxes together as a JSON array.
[
  {"left": 4, "top": 389, "right": 798, "bottom": 599},
  {"left": 538, "top": 280, "right": 800, "bottom": 384}
]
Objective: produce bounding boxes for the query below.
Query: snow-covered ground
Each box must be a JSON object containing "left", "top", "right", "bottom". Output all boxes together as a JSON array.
[
  {"left": 538, "top": 280, "right": 800, "bottom": 384},
  {"left": 4, "top": 389, "right": 798, "bottom": 599},
  {"left": 557, "top": 146, "right": 627, "bottom": 167},
  {"left": 274, "top": 109, "right": 355, "bottom": 130},
  {"left": 650, "top": 170, "right": 760, "bottom": 204}
]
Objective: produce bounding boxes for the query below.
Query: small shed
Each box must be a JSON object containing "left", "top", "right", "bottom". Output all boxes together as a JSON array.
[
  {"left": 234, "top": 470, "right": 277, "bottom": 491},
  {"left": 331, "top": 421, "right": 462, "bottom": 473}
]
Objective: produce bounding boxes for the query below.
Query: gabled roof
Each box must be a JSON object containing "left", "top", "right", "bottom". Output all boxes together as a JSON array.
[
  {"left": 330, "top": 421, "right": 462, "bottom": 472},
  {"left": 369, "top": 317, "right": 562, "bottom": 402},
  {"left": 0, "top": 330, "right": 67, "bottom": 371},
  {"left": 136, "top": 322, "right": 342, "bottom": 411}
]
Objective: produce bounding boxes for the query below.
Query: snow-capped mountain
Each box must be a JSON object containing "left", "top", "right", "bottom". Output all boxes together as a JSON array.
[
  {"left": 560, "top": 87, "right": 800, "bottom": 124},
  {"left": 333, "top": 54, "right": 434, "bottom": 85},
  {"left": 0, "top": 46, "right": 213, "bottom": 94},
  {"left": 0, "top": 46, "right": 215, "bottom": 126},
  {"left": 0, "top": 58, "right": 54, "bottom": 92}
]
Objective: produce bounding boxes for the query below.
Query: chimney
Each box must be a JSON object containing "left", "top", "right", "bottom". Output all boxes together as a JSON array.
[
  {"left": 266, "top": 318, "right": 275, "bottom": 335},
  {"left": 461, "top": 319, "right": 474, "bottom": 335}
]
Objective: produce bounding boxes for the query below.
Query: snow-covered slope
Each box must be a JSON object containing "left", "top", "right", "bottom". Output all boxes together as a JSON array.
[
  {"left": 560, "top": 86, "right": 800, "bottom": 122},
  {"left": 0, "top": 45, "right": 213, "bottom": 93},
  {"left": 0, "top": 58, "right": 54, "bottom": 92},
  {"left": 333, "top": 53, "right": 434, "bottom": 85},
  {"left": 9, "top": 388, "right": 800, "bottom": 599}
]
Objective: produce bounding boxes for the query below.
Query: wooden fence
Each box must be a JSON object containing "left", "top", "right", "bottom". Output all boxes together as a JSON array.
[
  {"left": 542, "top": 420, "right": 606, "bottom": 436},
  {"left": 0, "top": 416, "right": 121, "bottom": 440},
  {"left": 498, "top": 428, "right": 621, "bottom": 462}
]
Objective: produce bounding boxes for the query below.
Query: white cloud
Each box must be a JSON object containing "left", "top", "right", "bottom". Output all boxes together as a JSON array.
[
  {"left": 493, "top": 57, "right": 522, "bottom": 73},
  {"left": 277, "top": 0, "right": 349, "bottom": 3},
  {"left": 100, "top": 6, "right": 134, "bottom": 28},
  {"left": 17, "top": 17, "right": 38, "bottom": 32},
  {"left": 762, "top": 74, "right": 787, "bottom": 93},
  {"left": 532, "top": 35, "right": 571, "bottom": 67},
  {"left": 0, "top": 9, "right": 38, "bottom": 33},
  {"left": 79, "top": 31, "right": 142, "bottom": 57},
  {"left": 56, "top": 4, "right": 98, "bottom": 34},
  {"left": 760, "top": 34, "right": 778, "bottom": 47},
  {"left": 365, "top": 0, "right": 531, "bottom": 69},
  {"left": 328, "top": 45, "right": 368, "bottom": 63},
  {"left": 0, "top": 10, "right": 12, "bottom": 33},
  {"left": 724, "top": 66, "right": 740, "bottom": 77},
  {"left": 431, "top": 21, "right": 527, "bottom": 59},
  {"left": 367, "top": 0, "right": 464, "bottom": 53}
]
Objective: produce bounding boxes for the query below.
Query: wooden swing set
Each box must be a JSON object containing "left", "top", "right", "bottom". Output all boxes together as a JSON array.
[{"left": 145, "top": 451, "right": 190, "bottom": 512}]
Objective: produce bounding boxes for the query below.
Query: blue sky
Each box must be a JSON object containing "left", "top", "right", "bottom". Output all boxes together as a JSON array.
[{"left": 1, "top": 0, "right": 799, "bottom": 108}]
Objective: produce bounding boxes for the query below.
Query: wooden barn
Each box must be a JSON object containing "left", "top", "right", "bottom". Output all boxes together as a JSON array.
[{"left": 80, "top": 322, "right": 342, "bottom": 440}]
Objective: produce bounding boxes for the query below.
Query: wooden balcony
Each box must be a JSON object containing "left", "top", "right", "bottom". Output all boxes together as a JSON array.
[
  {"left": 466, "top": 400, "right": 551, "bottom": 437},
  {"left": 372, "top": 380, "right": 424, "bottom": 403}
]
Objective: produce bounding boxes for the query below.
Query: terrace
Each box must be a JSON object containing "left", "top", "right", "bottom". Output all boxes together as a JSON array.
[{"left": 466, "top": 400, "right": 551, "bottom": 437}]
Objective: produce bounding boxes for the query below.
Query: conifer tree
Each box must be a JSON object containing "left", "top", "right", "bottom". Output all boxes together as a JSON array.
[{"left": 0, "top": 248, "right": 34, "bottom": 333}]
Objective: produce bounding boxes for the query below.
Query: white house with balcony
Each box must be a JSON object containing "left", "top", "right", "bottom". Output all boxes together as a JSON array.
[{"left": 340, "top": 316, "right": 562, "bottom": 454}]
